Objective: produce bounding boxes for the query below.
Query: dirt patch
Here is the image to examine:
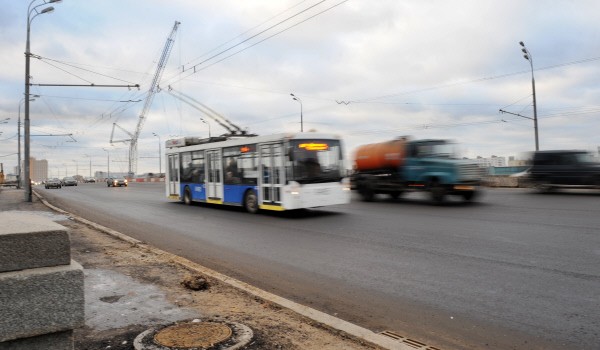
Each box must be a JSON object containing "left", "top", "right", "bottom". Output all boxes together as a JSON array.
[{"left": 59, "top": 218, "right": 380, "bottom": 350}]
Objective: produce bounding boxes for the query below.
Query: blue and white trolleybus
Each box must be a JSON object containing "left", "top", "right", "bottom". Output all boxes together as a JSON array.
[{"left": 165, "top": 132, "right": 351, "bottom": 213}]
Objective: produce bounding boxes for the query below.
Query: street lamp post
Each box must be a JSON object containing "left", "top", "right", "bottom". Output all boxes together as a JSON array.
[
  {"left": 152, "top": 132, "right": 162, "bottom": 175},
  {"left": 102, "top": 148, "right": 110, "bottom": 178},
  {"left": 18, "top": 95, "right": 38, "bottom": 189},
  {"left": 84, "top": 154, "right": 92, "bottom": 177},
  {"left": 200, "top": 118, "right": 211, "bottom": 138},
  {"left": 519, "top": 41, "right": 539, "bottom": 151},
  {"left": 24, "top": 0, "right": 61, "bottom": 202},
  {"left": 290, "top": 93, "right": 303, "bottom": 132},
  {"left": 72, "top": 160, "right": 79, "bottom": 178}
]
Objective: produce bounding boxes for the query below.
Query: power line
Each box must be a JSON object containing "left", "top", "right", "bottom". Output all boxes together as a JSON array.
[
  {"left": 176, "top": 0, "right": 310, "bottom": 71},
  {"left": 342, "top": 56, "right": 600, "bottom": 105},
  {"left": 165, "top": 0, "right": 329, "bottom": 83},
  {"left": 34, "top": 55, "right": 140, "bottom": 85},
  {"left": 164, "top": 0, "right": 349, "bottom": 86}
]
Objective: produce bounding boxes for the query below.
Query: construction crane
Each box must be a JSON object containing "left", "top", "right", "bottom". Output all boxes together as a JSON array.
[
  {"left": 110, "top": 21, "right": 180, "bottom": 176},
  {"left": 164, "top": 85, "right": 255, "bottom": 138}
]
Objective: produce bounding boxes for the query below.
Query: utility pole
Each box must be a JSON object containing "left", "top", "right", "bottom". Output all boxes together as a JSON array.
[{"left": 519, "top": 41, "right": 539, "bottom": 151}]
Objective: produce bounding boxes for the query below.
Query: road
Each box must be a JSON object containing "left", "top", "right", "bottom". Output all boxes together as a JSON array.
[{"left": 36, "top": 183, "right": 600, "bottom": 350}]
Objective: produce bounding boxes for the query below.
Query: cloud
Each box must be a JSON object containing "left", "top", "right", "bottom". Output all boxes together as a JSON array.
[{"left": 0, "top": 0, "right": 599, "bottom": 176}]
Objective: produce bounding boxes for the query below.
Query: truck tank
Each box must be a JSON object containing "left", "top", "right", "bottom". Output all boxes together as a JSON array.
[{"left": 354, "top": 138, "right": 407, "bottom": 171}]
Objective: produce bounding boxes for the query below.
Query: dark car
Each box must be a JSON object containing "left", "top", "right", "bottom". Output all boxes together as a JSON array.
[
  {"left": 62, "top": 176, "right": 78, "bottom": 186},
  {"left": 107, "top": 176, "right": 128, "bottom": 187},
  {"left": 45, "top": 178, "right": 62, "bottom": 189},
  {"left": 528, "top": 150, "right": 600, "bottom": 191}
]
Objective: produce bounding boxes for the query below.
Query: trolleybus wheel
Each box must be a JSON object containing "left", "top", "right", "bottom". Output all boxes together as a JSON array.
[
  {"left": 183, "top": 186, "right": 192, "bottom": 205},
  {"left": 244, "top": 190, "right": 259, "bottom": 214}
]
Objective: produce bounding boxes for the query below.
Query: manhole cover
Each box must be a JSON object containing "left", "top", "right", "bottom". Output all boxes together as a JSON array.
[
  {"left": 154, "top": 322, "right": 232, "bottom": 348},
  {"left": 134, "top": 319, "right": 253, "bottom": 350}
]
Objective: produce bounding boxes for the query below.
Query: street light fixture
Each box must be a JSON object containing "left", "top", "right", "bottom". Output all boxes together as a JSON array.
[
  {"left": 200, "top": 118, "right": 211, "bottom": 138},
  {"left": 24, "top": 0, "right": 62, "bottom": 202},
  {"left": 152, "top": 132, "right": 162, "bottom": 175},
  {"left": 519, "top": 41, "right": 539, "bottom": 151},
  {"left": 290, "top": 93, "right": 303, "bottom": 132}
]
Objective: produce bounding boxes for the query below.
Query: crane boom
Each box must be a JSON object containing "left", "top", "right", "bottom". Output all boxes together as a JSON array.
[{"left": 112, "top": 21, "right": 179, "bottom": 176}]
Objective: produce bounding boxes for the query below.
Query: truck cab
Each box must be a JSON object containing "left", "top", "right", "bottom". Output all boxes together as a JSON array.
[
  {"left": 353, "top": 138, "right": 481, "bottom": 203},
  {"left": 403, "top": 140, "right": 480, "bottom": 201}
]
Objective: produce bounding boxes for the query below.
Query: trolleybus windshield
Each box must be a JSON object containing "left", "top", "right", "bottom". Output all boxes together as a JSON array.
[{"left": 289, "top": 140, "right": 343, "bottom": 184}]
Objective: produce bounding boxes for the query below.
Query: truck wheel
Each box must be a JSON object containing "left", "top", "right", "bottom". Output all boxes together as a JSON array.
[
  {"left": 244, "top": 190, "right": 259, "bottom": 214},
  {"left": 358, "top": 183, "right": 375, "bottom": 202},
  {"left": 533, "top": 181, "right": 552, "bottom": 193},
  {"left": 183, "top": 186, "right": 193, "bottom": 205},
  {"left": 389, "top": 191, "right": 402, "bottom": 200},
  {"left": 462, "top": 191, "right": 476, "bottom": 201},
  {"left": 430, "top": 181, "right": 446, "bottom": 203}
]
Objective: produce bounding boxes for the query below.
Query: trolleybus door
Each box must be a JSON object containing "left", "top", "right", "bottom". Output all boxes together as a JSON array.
[
  {"left": 167, "top": 154, "right": 180, "bottom": 198},
  {"left": 206, "top": 150, "right": 223, "bottom": 201},
  {"left": 259, "top": 143, "right": 284, "bottom": 207}
]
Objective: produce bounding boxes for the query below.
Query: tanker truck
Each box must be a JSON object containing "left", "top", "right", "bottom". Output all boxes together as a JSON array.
[{"left": 352, "top": 137, "right": 481, "bottom": 203}]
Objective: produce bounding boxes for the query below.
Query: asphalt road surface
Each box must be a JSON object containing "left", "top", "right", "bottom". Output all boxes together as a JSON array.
[{"left": 36, "top": 183, "right": 600, "bottom": 350}]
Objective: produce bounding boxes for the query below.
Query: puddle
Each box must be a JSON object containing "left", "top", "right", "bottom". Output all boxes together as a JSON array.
[{"left": 85, "top": 269, "right": 199, "bottom": 331}]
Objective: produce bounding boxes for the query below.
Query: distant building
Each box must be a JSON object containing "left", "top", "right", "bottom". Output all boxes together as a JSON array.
[
  {"left": 475, "top": 155, "right": 506, "bottom": 168},
  {"left": 30, "top": 157, "right": 48, "bottom": 183},
  {"left": 508, "top": 156, "right": 528, "bottom": 166}
]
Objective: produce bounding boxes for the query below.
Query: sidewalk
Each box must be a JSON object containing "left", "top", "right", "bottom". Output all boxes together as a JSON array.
[{"left": 0, "top": 188, "right": 390, "bottom": 350}]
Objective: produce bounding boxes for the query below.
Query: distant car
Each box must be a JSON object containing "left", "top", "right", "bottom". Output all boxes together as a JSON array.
[
  {"left": 528, "top": 150, "right": 600, "bottom": 191},
  {"left": 107, "top": 176, "right": 128, "bottom": 187},
  {"left": 45, "top": 178, "right": 62, "bottom": 189},
  {"left": 83, "top": 177, "right": 96, "bottom": 183},
  {"left": 62, "top": 176, "right": 78, "bottom": 186}
]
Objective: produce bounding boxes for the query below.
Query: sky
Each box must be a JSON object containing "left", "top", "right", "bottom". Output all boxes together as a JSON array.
[{"left": 1, "top": 0, "right": 599, "bottom": 177}]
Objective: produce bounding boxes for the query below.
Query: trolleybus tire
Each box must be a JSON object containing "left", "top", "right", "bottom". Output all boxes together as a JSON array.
[
  {"left": 244, "top": 190, "right": 259, "bottom": 214},
  {"left": 183, "top": 186, "right": 193, "bottom": 205}
]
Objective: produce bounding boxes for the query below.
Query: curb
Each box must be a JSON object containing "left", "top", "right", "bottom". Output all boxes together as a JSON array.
[{"left": 34, "top": 190, "right": 413, "bottom": 350}]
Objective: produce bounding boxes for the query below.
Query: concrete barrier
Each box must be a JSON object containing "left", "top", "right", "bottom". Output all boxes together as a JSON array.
[
  {"left": 0, "top": 213, "right": 84, "bottom": 349},
  {"left": 483, "top": 176, "right": 530, "bottom": 188}
]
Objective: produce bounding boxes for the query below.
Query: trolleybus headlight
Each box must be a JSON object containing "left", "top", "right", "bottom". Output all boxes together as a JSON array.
[{"left": 288, "top": 181, "right": 300, "bottom": 195}]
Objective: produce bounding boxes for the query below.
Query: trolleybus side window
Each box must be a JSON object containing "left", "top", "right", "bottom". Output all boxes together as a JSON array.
[
  {"left": 180, "top": 152, "right": 193, "bottom": 182},
  {"left": 223, "top": 145, "right": 258, "bottom": 185},
  {"left": 191, "top": 151, "right": 205, "bottom": 183}
]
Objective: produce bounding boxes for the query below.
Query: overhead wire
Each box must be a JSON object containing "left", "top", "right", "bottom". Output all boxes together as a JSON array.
[
  {"left": 342, "top": 56, "right": 600, "bottom": 105},
  {"left": 176, "top": 0, "right": 310, "bottom": 70},
  {"left": 162, "top": 0, "right": 329, "bottom": 85},
  {"left": 163, "top": 0, "right": 350, "bottom": 86}
]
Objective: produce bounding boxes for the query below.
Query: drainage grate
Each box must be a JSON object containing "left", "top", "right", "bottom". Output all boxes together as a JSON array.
[{"left": 380, "top": 330, "right": 442, "bottom": 350}]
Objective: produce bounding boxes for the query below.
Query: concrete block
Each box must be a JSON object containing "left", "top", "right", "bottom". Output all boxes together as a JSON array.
[
  {"left": 0, "top": 261, "right": 84, "bottom": 342},
  {"left": 0, "top": 213, "right": 71, "bottom": 273},
  {"left": 0, "top": 330, "right": 73, "bottom": 350}
]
